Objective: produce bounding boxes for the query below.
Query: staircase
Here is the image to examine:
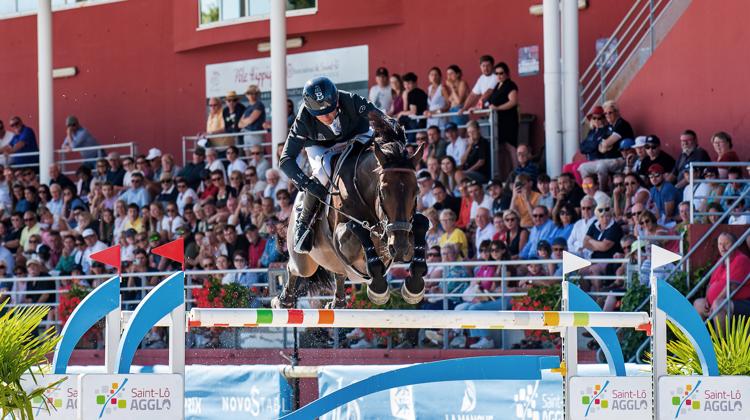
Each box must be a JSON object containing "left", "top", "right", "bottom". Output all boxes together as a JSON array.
[{"left": 579, "top": 0, "right": 693, "bottom": 121}]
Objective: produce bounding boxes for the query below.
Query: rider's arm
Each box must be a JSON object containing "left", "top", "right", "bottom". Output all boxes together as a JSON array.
[{"left": 279, "top": 127, "right": 310, "bottom": 189}]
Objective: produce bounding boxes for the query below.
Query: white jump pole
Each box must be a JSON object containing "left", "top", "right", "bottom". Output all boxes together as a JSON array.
[{"left": 188, "top": 308, "right": 650, "bottom": 331}]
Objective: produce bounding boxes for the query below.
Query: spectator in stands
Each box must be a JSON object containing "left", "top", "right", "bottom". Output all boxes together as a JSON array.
[
  {"left": 580, "top": 174, "right": 609, "bottom": 205},
  {"left": 488, "top": 62, "right": 519, "bottom": 158},
  {"left": 551, "top": 202, "right": 578, "bottom": 242},
  {"left": 0, "top": 121, "right": 13, "bottom": 167},
  {"left": 582, "top": 198, "right": 623, "bottom": 291},
  {"left": 426, "top": 156, "right": 440, "bottom": 180},
  {"left": 705, "top": 202, "right": 724, "bottom": 225},
  {"left": 416, "top": 170, "right": 435, "bottom": 211},
  {"left": 460, "top": 55, "right": 496, "bottom": 113},
  {"left": 119, "top": 171, "right": 150, "bottom": 209},
  {"left": 239, "top": 85, "right": 266, "bottom": 147},
  {"left": 422, "top": 207, "right": 443, "bottom": 249},
  {"left": 616, "top": 138, "right": 639, "bottom": 177},
  {"left": 474, "top": 207, "right": 496, "bottom": 256},
  {"left": 226, "top": 145, "right": 247, "bottom": 175},
  {"left": 24, "top": 257, "right": 53, "bottom": 304},
  {"left": 245, "top": 224, "right": 265, "bottom": 268},
  {"left": 175, "top": 177, "right": 198, "bottom": 216},
  {"left": 520, "top": 205, "right": 555, "bottom": 259},
  {"left": 61, "top": 116, "right": 101, "bottom": 163},
  {"left": 487, "top": 178, "right": 506, "bottom": 216},
  {"left": 275, "top": 189, "right": 293, "bottom": 222},
  {"left": 443, "top": 123, "right": 467, "bottom": 169},
  {"left": 387, "top": 73, "right": 405, "bottom": 117},
  {"left": 47, "top": 183, "right": 64, "bottom": 218},
  {"left": 155, "top": 173, "right": 178, "bottom": 205},
  {"left": 397, "top": 72, "right": 428, "bottom": 135},
  {"left": 241, "top": 167, "right": 266, "bottom": 199},
  {"left": 636, "top": 210, "right": 672, "bottom": 249},
  {"left": 513, "top": 144, "right": 539, "bottom": 183},
  {"left": 445, "top": 64, "right": 469, "bottom": 126},
  {"left": 510, "top": 173, "right": 540, "bottom": 228},
  {"left": 498, "top": 209, "right": 528, "bottom": 259},
  {"left": 711, "top": 131, "right": 739, "bottom": 178},
  {"left": 263, "top": 169, "right": 285, "bottom": 204},
  {"left": 668, "top": 129, "right": 711, "bottom": 190},
  {"left": 5, "top": 117, "right": 39, "bottom": 168},
  {"left": 247, "top": 144, "right": 271, "bottom": 181},
  {"left": 438, "top": 156, "right": 460, "bottom": 195},
  {"left": 204, "top": 148, "right": 225, "bottom": 182},
  {"left": 675, "top": 201, "right": 692, "bottom": 232},
  {"left": 694, "top": 232, "right": 750, "bottom": 321},
  {"left": 467, "top": 178, "right": 492, "bottom": 220},
  {"left": 536, "top": 174, "right": 554, "bottom": 210},
  {"left": 638, "top": 135, "right": 675, "bottom": 179},
  {"left": 159, "top": 153, "right": 180, "bottom": 180},
  {"left": 722, "top": 167, "right": 749, "bottom": 210},
  {"left": 423, "top": 67, "right": 449, "bottom": 129},
  {"left": 647, "top": 164, "right": 678, "bottom": 224},
  {"left": 204, "top": 97, "right": 232, "bottom": 149},
  {"left": 568, "top": 196, "right": 597, "bottom": 257},
  {"left": 432, "top": 180, "right": 461, "bottom": 214},
  {"left": 81, "top": 228, "right": 106, "bottom": 274},
  {"left": 178, "top": 146, "right": 206, "bottom": 190},
  {"left": 460, "top": 120, "right": 491, "bottom": 182},
  {"left": 424, "top": 126, "right": 446, "bottom": 162},
  {"left": 259, "top": 217, "right": 283, "bottom": 267},
  {"left": 618, "top": 173, "right": 650, "bottom": 214},
  {"left": 438, "top": 209, "right": 468, "bottom": 259},
  {"left": 48, "top": 163, "right": 75, "bottom": 192},
  {"left": 20, "top": 210, "right": 41, "bottom": 251},
  {"left": 369, "top": 67, "right": 393, "bottom": 113},
  {"left": 222, "top": 91, "right": 246, "bottom": 133},
  {"left": 585, "top": 101, "right": 634, "bottom": 190},
  {"left": 556, "top": 172, "right": 586, "bottom": 213},
  {"left": 566, "top": 106, "right": 607, "bottom": 181}
]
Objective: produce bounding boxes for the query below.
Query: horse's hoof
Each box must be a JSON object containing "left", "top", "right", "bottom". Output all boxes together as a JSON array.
[
  {"left": 325, "top": 298, "right": 348, "bottom": 309},
  {"left": 401, "top": 283, "right": 424, "bottom": 305},
  {"left": 367, "top": 285, "right": 390, "bottom": 306},
  {"left": 271, "top": 294, "right": 296, "bottom": 309}
]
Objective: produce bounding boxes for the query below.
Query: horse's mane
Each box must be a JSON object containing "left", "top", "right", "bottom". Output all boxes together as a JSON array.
[{"left": 369, "top": 112, "right": 408, "bottom": 163}]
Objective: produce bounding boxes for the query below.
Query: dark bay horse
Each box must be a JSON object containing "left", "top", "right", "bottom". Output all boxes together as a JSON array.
[{"left": 272, "top": 114, "right": 429, "bottom": 309}]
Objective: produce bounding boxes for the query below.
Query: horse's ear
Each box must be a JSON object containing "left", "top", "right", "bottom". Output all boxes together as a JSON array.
[
  {"left": 373, "top": 143, "right": 387, "bottom": 165},
  {"left": 410, "top": 143, "right": 424, "bottom": 168},
  {"left": 369, "top": 111, "right": 388, "bottom": 137}
]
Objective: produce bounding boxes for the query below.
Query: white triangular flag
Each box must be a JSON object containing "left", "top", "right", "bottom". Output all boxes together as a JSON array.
[
  {"left": 562, "top": 251, "right": 591, "bottom": 275},
  {"left": 651, "top": 244, "right": 681, "bottom": 269}
]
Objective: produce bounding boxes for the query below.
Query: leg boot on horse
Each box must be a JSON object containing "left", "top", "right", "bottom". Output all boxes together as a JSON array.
[
  {"left": 293, "top": 191, "right": 320, "bottom": 254},
  {"left": 346, "top": 220, "right": 389, "bottom": 305},
  {"left": 402, "top": 213, "right": 428, "bottom": 304}
]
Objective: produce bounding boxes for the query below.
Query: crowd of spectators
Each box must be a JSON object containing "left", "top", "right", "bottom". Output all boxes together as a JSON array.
[{"left": 1, "top": 52, "right": 748, "bottom": 351}]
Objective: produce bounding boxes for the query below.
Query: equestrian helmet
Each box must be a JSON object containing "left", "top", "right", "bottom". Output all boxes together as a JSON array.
[{"left": 303, "top": 76, "right": 338, "bottom": 116}]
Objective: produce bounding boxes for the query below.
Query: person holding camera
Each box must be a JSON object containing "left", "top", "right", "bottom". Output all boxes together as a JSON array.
[{"left": 510, "top": 173, "right": 540, "bottom": 229}]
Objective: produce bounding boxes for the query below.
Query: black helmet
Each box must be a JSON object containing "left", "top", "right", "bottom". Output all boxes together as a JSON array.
[{"left": 303, "top": 76, "right": 338, "bottom": 116}]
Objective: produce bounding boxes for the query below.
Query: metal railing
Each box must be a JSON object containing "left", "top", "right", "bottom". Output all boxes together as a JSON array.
[
  {"left": 181, "top": 130, "right": 272, "bottom": 168},
  {"left": 579, "top": 0, "right": 684, "bottom": 120},
  {"left": 4, "top": 142, "right": 137, "bottom": 175}
]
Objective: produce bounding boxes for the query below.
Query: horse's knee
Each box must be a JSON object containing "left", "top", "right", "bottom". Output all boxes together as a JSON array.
[{"left": 412, "top": 213, "right": 429, "bottom": 239}]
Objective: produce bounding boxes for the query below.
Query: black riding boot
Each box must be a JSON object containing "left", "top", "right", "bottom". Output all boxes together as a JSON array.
[{"left": 293, "top": 192, "right": 320, "bottom": 254}]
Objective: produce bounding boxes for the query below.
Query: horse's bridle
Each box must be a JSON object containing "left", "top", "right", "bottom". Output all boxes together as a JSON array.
[{"left": 376, "top": 167, "right": 417, "bottom": 237}]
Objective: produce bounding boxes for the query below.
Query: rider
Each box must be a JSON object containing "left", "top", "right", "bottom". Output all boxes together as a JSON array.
[{"left": 279, "top": 76, "right": 391, "bottom": 254}]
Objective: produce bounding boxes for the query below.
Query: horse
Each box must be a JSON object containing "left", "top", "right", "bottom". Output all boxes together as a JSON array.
[{"left": 272, "top": 113, "right": 429, "bottom": 309}]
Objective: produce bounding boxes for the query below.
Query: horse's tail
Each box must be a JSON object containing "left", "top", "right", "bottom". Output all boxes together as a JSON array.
[{"left": 294, "top": 266, "right": 334, "bottom": 297}]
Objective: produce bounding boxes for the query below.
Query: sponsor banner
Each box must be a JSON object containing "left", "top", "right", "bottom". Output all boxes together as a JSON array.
[
  {"left": 318, "top": 365, "right": 564, "bottom": 420},
  {"left": 518, "top": 46, "right": 540, "bottom": 77},
  {"left": 19, "top": 374, "right": 77, "bottom": 419},
  {"left": 659, "top": 376, "right": 750, "bottom": 419},
  {"left": 569, "top": 376, "right": 652, "bottom": 419},
  {"left": 79, "top": 373, "right": 183, "bottom": 419},
  {"left": 205, "top": 45, "right": 369, "bottom": 98},
  {"left": 184, "top": 364, "right": 291, "bottom": 419}
]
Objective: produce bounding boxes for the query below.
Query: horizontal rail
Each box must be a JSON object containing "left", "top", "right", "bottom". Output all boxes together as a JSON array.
[{"left": 188, "top": 308, "right": 651, "bottom": 330}]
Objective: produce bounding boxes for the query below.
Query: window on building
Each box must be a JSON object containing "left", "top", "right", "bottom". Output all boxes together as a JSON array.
[
  {"left": 1, "top": 0, "right": 111, "bottom": 17},
  {"left": 199, "top": 0, "right": 317, "bottom": 26}
]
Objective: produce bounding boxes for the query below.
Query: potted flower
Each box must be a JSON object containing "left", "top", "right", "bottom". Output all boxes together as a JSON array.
[{"left": 0, "top": 301, "right": 63, "bottom": 419}]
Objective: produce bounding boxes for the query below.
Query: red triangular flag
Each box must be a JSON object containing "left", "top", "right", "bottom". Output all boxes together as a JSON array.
[
  {"left": 151, "top": 238, "right": 185, "bottom": 270},
  {"left": 90, "top": 244, "right": 121, "bottom": 273}
]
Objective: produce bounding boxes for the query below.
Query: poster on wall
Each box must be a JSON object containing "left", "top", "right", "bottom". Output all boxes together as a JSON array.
[
  {"left": 205, "top": 45, "right": 370, "bottom": 110},
  {"left": 595, "top": 37, "right": 619, "bottom": 70},
  {"left": 518, "top": 46, "right": 540, "bottom": 76}
]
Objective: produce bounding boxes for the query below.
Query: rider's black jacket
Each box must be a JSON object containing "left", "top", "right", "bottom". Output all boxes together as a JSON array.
[{"left": 279, "top": 90, "right": 385, "bottom": 189}]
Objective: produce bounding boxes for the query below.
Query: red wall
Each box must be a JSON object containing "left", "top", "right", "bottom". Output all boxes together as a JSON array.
[
  {"left": 617, "top": 0, "right": 750, "bottom": 159},
  {"left": 0, "top": 0, "right": 629, "bottom": 163}
]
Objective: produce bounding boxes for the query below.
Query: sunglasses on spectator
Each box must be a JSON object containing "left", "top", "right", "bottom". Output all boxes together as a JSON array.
[
  {"left": 226, "top": 98, "right": 238, "bottom": 103},
  {"left": 480, "top": 248, "right": 490, "bottom": 253},
  {"left": 582, "top": 182, "right": 594, "bottom": 188},
  {"left": 250, "top": 151, "right": 262, "bottom": 156},
  {"left": 613, "top": 183, "right": 623, "bottom": 188},
  {"left": 504, "top": 216, "right": 518, "bottom": 221},
  {"left": 639, "top": 220, "right": 651, "bottom": 226},
  {"left": 532, "top": 213, "right": 545, "bottom": 218},
  {"left": 552, "top": 247, "right": 565, "bottom": 252},
  {"left": 491, "top": 248, "right": 504, "bottom": 253},
  {"left": 495, "top": 71, "right": 505, "bottom": 75},
  {"left": 581, "top": 206, "right": 593, "bottom": 211},
  {"left": 596, "top": 207, "right": 611, "bottom": 213},
  {"left": 9, "top": 121, "right": 19, "bottom": 128},
  {"left": 604, "top": 111, "right": 616, "bottom": 115},
  {"left": 209, "top": 103, "right": 221, "bottom": 108},
  {"left": 591, "top": 116, "right": 604, "bottom": 121},
  {"left": 645, "top": 145, "right": 657, "bottom": 150},
  {"left": 648, "top": 173, "right": 662, "bottom": 178},
  {"left": 559, "top": 211, "right": 570, "bottom": 216},
  {"left": 24, "top": 217, "right": 34, "bottom": 222}
]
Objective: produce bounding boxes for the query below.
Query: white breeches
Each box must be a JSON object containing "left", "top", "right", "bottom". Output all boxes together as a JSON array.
[{"left": 306, "top": 129, "right": 373, "bottom": 185}]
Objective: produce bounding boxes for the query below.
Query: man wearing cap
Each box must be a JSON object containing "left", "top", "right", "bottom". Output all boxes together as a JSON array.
[
  {"left": 648, "top": 164, "right": 678, "bottom": 224},
  {"left": 416, "top": 169, "right": 436, "bottom": 211},
  {"left": 279, "top": 76, "right": 393, "bottom": 253},
  {"left": 467, "top": 178, "right": 492, "bottom": 220},
  {"left": 369, "top": 67, "right": 393, "bottom": 113},
  {"left": 638, "top": 135, "right": 676, "bottom": 179},
  {"left": 61, "top": 116, "right": 101, "bottom": 164},
  {"left": 146, "top": 148, "right": 163, "bottom": 179},
  {"left": 81, "top": 228, "right": 106, "bottom": 274},
  {"left": 178, "top": 146, "right": 206, "bottom": 190},
  {"left": 667, "top": 129, "right": 711, "bottom": 190},
  {"left": 486, "top": 178, "right": 506, "bottom": 215},
  {"left": 106, "top": 152, "right": 127, "bottom": 188},
  {"left": 222, "top": 90, "right": 246, "bottom": 133},
  {"left": 444, "top": 122, "right": 467, "bottom": 165}
]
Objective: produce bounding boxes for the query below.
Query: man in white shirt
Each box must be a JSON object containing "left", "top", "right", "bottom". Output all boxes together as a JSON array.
[
  {"left": 468, "top": 179, "right": 493, "bottom": 220},
  {"left": 368, "top": 67, "right": 393, "bottom": 113},
  {"left": 175, "top": 177, "right": 199, "bottom": 215},
  {"left": 460, "top": 55, "right": 497, "bottom": 112},
  {"left": 416, "top": 170, "right": 435, "bottom": 211},
  {"left": 474, "top": 207, "right": 496, "bottom": 256},
  {"left": 263, "top": 169, "right": 286, "bottom": 204},
  {"left": 0, "top": 120, "right": 14, "bottom": 167},
  {"left": 226, "top": 145, "right": 248, "bottom": 176},
  {"left": 81, "top": 228, "right": 107, "bottom": 274},
  {"left": 567, "top": 196, "right": 597, "bottom": 257},
  {"left": 205, "top": 148, "right": 226, "bottom": 181},
  {"left": 444, "top": 122, "right": 467, "bottom": 165},
  {"left": 247, "top": 144, "right": 271, "bottom": 181}
]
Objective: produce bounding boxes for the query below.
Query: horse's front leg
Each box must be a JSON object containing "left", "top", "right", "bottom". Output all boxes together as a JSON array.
[
  {"left": 326, "top": 274, "right": 348, "bottom": 309},
  {"left": 271, "top": 268, "right": 299, "bottom": 309},
  {"left": 346, "top": 220, "right": 389, "bottom": 305},
  {"left": 402, "top": 213, "right": 428, "bottom": 305}
]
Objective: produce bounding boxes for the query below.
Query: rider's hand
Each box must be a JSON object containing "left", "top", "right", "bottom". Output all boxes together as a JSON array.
[{"left": 305, "top": 179, "right": 328, "bottom": 201}]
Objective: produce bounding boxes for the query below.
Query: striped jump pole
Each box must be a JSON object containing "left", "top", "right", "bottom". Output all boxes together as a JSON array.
[{"left": 188, "top": 308, "right": 651, "bottom": 331}]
